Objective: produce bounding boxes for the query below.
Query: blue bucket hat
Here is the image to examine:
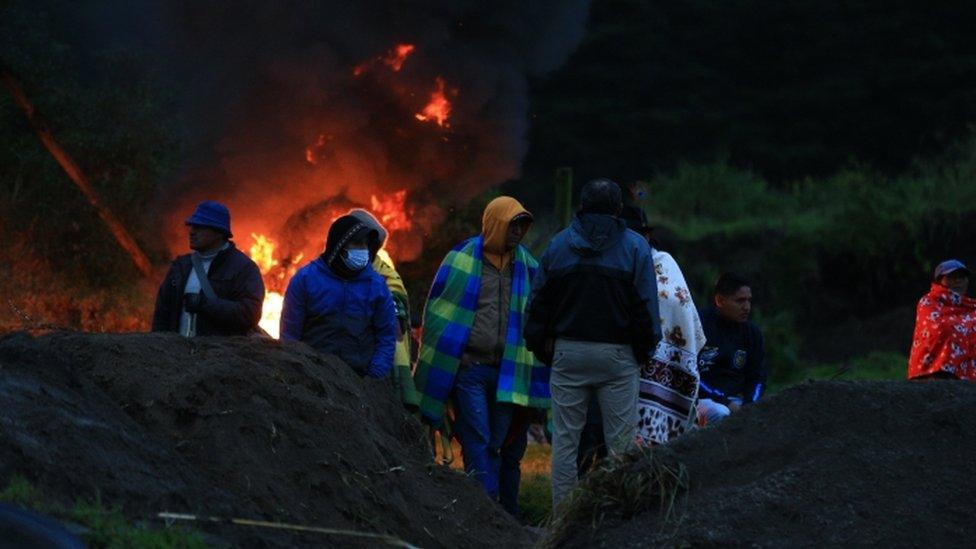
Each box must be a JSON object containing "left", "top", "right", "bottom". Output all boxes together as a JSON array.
[
  {"left": 933, "top": 259, "right": 970, "bottom": 281},
  {"left": 185, "top": 200, "right": 232, "bottom": 237}
]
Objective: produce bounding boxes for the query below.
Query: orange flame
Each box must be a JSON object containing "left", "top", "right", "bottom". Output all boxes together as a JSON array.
[
  {"left": 305, "top": 134, "right": 329, "bottom": 165},
  {"left": 371, "top": 190, "right": 413, "bottom": 232},
  {"left": 383, "top": 43, "right": 415, "bottom": 72},
  {"left": 354, "top": 43, "right": 416, "bottom": 76},
  {"left": 415, "top": 77, "right": 452, "bottom": 128},
  {"left": 248, "top": 233, "right": 303, "bottom": 339},
  {"left": 247, "top": 190, "right": 413, "bottom": 338}
]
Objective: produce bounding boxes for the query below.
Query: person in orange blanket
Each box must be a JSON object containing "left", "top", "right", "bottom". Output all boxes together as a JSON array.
[{"left": 908, "top": 259, "right": 976, "bottom": 380}]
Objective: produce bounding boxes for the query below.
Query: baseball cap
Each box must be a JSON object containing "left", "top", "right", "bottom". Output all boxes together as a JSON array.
[{"left": 933, "top": 259, "right": 971, "bottom": 281}]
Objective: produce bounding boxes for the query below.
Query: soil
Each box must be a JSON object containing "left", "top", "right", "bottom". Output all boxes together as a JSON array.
[
  {"left": 0, "top": 331, "right": 530, "bottom": 548},
  {"left": 564, "top": 380, "right": 976, "bottom": 547}
]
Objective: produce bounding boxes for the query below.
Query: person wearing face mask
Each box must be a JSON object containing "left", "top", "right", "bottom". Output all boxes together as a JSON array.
[
  {"left": 908, "top": 259, "right": 976, "bottom": 380},
  {"left": 414, "top": 196, "right": 549, "bottom": 517},
  {"left": 280, "top": 215, "right": 397, "bottom": 378},
  {"left": 347, "top": 208, "right": 421, "bottom": 411}
]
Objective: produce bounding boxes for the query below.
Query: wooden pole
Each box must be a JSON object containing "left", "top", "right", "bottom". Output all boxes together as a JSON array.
[
  {"left": 554, "top": 166, "right": 574, "bottom": 228},
  {"left": 1, "top": 68, "right": 153, "bottom": 277}
]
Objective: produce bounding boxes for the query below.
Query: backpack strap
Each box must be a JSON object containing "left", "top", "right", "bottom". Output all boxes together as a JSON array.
[{"left": 190, "top": 253, "right": 218, "bottom": 301}]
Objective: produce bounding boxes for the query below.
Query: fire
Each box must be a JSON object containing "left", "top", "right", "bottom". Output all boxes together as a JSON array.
[
  {"left": 249, "top": 233, "right": 279, "bottom": 273},
  {"left": 354, "top": 43, "right": 416, "bottom": 76},
  {"left": 248, "top": 233, "right": 301, "bottom": 339},
  {"left": 247, "top": 192, "right": 412, "bottom": 339},
  {"left": 371, "top": 190, "right": 413, "bottom": 232},
  {"left": 259, "top": 291, "right": 284, "bottom": 339},
  {"left": 415, "top": 77, "right": 452, "bottom": 128},
  {"left": 383, "top": 43, "right": 415, "bottom": 71}
]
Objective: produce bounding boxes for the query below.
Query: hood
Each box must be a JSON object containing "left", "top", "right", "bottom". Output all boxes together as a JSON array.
[
  {"left": 347, "top": 208, "right": 388, "bottom": 248},
  {"left": 569, "top": 213, "right": 626, "bottom": 256},
  {"left": 482, "top": 196, "right": 532, "bottom": 270}
]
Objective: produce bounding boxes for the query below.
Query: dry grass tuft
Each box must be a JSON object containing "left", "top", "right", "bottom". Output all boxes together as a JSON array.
[{"left": 542, "top": 446, "right": 688, "bottom": 548}]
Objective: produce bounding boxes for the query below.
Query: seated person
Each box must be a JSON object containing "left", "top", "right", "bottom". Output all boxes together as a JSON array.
[
  {"left": 697, "top": 273, "right": 767, "bottom": 424},
  {"left": 908, "top": 259, "right": 976, "bottom": 380},
  {"left": 280, "top": 215, "right": 397, "bottom": 378}
]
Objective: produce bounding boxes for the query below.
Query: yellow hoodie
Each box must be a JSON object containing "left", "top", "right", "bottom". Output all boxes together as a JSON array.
[{"left": 481, "top": 196, "right": 532, "bottom": 270}]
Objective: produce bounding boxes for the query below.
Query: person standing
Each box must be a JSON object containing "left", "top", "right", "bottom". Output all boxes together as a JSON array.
[
  {"left": 414, "top": 196, "right": 549, "bottom": 516},
  {"left": 524, "top": 178, "right": 661, "bottom": 510},
  {"left": 696, "top": 273, "right": 767, "bottom": 424},
  {"left": 280, "top": 215, "right": 397, "bottom": 378},
  {"left": 348, "top": 208, "right": 421, "bottom": 409},
  {"left": 152, "top": 200, "right": 264, "bottom": 337}
]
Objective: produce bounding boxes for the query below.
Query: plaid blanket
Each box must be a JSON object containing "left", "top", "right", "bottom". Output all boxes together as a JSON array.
[{"left": 414, "top": 236, "right": 549, "bottom": 426}]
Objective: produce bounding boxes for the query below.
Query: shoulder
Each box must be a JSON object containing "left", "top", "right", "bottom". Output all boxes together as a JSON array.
[
  {"left": 745, "top": 320, "right": 764, "bottom": 340},
  {"left": 517, "top": 245, "right": 539, "bottom": 268},
  {"left": 172, "top": 253, "right": 192, "bottom": 267},
  {"left": 291, "top": 261, "right": 323, "bottom": 284},
  {"left": 367, "top": 267, "right": 388, "bottom": 287},
  {"left": 622, "top": 229, "right": 652, "bottom": 254},
  {"left": 451, "top": 236, "right": 480, "bottom": 253},
  {"left": 224, "top": 246, "right": 260, "bottom": 271}
]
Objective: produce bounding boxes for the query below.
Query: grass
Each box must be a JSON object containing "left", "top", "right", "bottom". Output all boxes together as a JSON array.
[
  {"left": 518, "top": 443, "right": 552, "bottom": 526},
  {"left": 542, "top": 447, "right": 688, "bottom": 549},
  {"left": 0, "top": 476, "right": 207, "bottom": 548},
  {"left": 769, "top": 351, "right": 908, "bottom": 394}
]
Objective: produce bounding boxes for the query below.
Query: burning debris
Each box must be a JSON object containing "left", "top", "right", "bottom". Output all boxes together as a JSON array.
[
  {"left": 159, "top": 0, "right": 590, "bottom": 283},
  {"left": 414, "top": 76, "right": 455, "bottom": 128},
  {"left": 142, "top": 1, "right": 590, "bottom": 337}
]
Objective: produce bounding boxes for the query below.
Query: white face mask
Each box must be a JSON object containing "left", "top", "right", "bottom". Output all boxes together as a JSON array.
[{"left": 343, "top": 248, "right": 370, "bottom": 271}]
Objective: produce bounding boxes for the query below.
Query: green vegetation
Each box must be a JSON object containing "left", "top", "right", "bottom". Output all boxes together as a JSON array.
[
  {"left": 543, "top": 447, "right": 687, "bottom": 548},
  {"left": 517, "top": 443, "right": 552, "bottom": 526},
  {"left": 0, "top": 476, "right": 206, "bottom": 549}
]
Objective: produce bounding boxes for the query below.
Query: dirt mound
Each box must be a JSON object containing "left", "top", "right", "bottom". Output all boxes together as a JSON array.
[
  {"left": 562, "top": 380, "right": 976, "bottom": 547},
  {"left": 0, "top": 331, "right": 529, "bottom": 548}
]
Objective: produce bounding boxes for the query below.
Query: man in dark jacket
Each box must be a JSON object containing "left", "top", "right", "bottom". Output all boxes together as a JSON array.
[
  {"left": 697, "top": 273, "right": 767, "bottom": 424},
  {"left": 152, "top": 201, "right": 265, "bottom": 337},
  {"left": 525, "top": 178, "right": 662, "bottom": 509}
]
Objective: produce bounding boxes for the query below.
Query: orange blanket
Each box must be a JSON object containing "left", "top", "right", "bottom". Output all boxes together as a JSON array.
[{"left": 908, "top": 284, "right": 976, "bottom": 380}]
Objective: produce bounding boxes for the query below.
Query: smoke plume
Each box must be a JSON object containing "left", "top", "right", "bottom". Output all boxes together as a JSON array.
[{"left": 161, "top": 0, "right": 590, "bottom": 262}]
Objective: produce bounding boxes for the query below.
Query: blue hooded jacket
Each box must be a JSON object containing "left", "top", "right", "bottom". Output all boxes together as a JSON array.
[
  {"left": 280, "top": 257, "right": 397, "bottom": 377},
  {"left": 525, "top": 213, "right": 662, "bottom": 364}
]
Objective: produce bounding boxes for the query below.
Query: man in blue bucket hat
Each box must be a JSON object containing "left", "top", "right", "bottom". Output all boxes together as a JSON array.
[{"left": 152, "top": 200, "right": 265, "bottom": 337}]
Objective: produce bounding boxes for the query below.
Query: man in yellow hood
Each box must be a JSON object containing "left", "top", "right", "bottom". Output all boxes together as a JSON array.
[{"left": 414, "top": 196, "right": 550, "bottom": 517}]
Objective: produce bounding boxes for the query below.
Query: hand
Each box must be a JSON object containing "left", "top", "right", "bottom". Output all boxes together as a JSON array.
[
  {"left": 544, "top": 338, "right": 556, "bottom": 364},
  {"left": 728, "top": 401, "right": 742, "bottom": 413},
  {"left": 183, "top": 292, "right": 205, "bottom": 313}
]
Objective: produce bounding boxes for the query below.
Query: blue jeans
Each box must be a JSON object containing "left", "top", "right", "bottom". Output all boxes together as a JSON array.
[
  {"left": 453, "top": 363, "right": 516, "bottom": 499},
  {"left": 498, "top": 411, "right": 530, "bottom": 517}
]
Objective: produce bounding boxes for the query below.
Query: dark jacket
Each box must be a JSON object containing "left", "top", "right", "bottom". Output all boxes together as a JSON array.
[
  {"left": 280, "top": 257, "right": 397, "bottom": 377},
  {"left": 152, "top": 244, "right": 265, "bottom": 336},
  {"left": 697, "top": 306, "right": 767, "bottom": 404},
  {"left": 524, "top": 213, "right": 662, "bottom": 364}
]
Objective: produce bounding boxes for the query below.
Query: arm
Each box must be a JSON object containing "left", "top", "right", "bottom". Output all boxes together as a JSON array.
[
  {"left": 151, "top": 263, "right": 179, "bottom": 332},
  {"left": 523, "top": 245, "right": 553, "bottom": 363},
  {"left": 199, "top": 260, "right": 265, "bottom": 332},
  {"left": 368, "top": 282, "right": 398, "bottom": 378},
  {"left": 742, "top": 329, "right": 767, "bottom": 404},
  {"left": 698, "top": 379, "right": 731, "bottom": 405},
  {"left": 280, "top": 271, "right": 306, "bottom": 341},
  {"left": 629, "top": 241, "right": 662, "bottom": 362}
]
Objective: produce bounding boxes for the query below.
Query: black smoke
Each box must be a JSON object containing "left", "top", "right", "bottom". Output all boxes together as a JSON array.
[{"left": 159, "top": 0, "right": 591, "bottom": 260}]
